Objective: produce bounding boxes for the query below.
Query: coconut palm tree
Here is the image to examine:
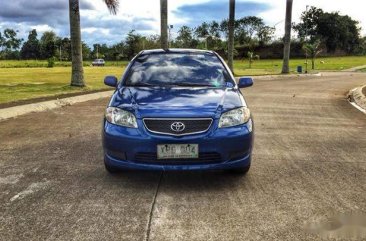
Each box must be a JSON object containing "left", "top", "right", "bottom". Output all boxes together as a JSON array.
[
  {"left": 69, "top": 0, "right": 119, "bottom": 87},
  {"left": 227, "top": 0, "right": 235, "bottom": 73},
  {"left": 160, "top": 0, "right": 168, "bottom": 49},
  {"left": 281, "top": 0, "right": 293, "bottom": 74}
]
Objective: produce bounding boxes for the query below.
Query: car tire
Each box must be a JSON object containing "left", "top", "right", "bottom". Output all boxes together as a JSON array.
[
  {"left": 229, "top": 165, "right": 250, "bottom": 175},
  {"left": 104, "top": 162, "right": 120, "bottom": 174}
]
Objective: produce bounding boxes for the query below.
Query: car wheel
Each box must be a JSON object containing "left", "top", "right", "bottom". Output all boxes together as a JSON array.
[
  {"left": 104, "top": 162, "right": 120, "bottom": 174},
  {"left": 229, "top": 165, "right": 250, "bottom": 175}
]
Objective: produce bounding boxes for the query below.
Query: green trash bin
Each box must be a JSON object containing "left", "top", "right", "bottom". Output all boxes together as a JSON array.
[{"left": 297, "top": 66, "right": 302, "bottom": 73}]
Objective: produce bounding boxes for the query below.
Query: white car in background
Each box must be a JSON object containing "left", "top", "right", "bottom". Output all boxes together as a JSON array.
[{"left": 92, "top": 59, "right": 105, "bottom": 66}]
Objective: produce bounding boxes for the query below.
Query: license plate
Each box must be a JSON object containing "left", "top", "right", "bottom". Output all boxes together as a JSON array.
[{"left": 157, "top": 144, "right": 199, "bottom": 159}]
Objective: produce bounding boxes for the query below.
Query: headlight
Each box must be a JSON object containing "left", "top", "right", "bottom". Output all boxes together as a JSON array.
[
  {"left": 219, "top": 107, "right": 251, "bottom": 128},
  {"left": 105, "top": 107, "right": 138, "bottom": 128}
]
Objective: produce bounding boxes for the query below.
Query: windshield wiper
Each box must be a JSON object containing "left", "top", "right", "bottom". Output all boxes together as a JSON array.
[
  {"left": 173, "top": 82, "right": 215, "bottom": 87},
  {"left": 127, "top": 83, "right": 155, "bottom": 87}
]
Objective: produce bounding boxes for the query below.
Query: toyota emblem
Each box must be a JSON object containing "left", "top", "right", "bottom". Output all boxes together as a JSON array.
[{"left": 170, "top": 122, "right": 185, "bottom": 132}]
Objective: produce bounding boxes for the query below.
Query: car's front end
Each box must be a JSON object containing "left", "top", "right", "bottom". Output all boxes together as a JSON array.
[{"left": 102, "top": 49, "right": 254, "bottom": 173}]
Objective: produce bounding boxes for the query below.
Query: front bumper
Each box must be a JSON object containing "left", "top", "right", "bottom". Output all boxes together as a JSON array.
[{"left": 102, "top": 119, "right": 253, "bottom": 171}]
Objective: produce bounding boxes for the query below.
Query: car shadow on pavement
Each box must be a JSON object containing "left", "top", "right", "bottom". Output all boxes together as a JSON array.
[{"left": 101, "top": 169, "right": 249, "bottom": 192}]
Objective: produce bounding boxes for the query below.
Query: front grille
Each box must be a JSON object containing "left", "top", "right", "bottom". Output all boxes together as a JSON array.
[
  {"left": 143, "top": 118, "right": 213, "bottom": 136},
  {"left": 135, "top": 152, "right": 222, "bottom": 165}
]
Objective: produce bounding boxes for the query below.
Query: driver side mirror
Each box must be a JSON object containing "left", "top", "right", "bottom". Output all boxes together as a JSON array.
[
  {"left": 238, "top": 77, "right": 253, "bottom": 88},
  {"left": 104, "top": 76, "right": 118, "bottom": 87}
]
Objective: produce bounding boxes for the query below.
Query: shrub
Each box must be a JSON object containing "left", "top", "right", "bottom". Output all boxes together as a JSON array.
[{"left": 47, "top": 57, "right": 55, "bottom": 68}]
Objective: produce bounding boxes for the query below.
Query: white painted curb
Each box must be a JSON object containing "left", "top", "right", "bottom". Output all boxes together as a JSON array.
[{"left": 348, "top": 86, "right": 366, "bottom": 115}]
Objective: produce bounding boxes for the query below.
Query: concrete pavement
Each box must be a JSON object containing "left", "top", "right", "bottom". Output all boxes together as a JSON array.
[{"left": 0, "top": 72, "right": 365, "bottom": 240}]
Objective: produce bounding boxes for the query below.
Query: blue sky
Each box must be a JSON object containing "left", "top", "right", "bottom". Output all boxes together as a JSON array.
[{"left": 0, "top": 0, "right": 364, "bottom": 47}]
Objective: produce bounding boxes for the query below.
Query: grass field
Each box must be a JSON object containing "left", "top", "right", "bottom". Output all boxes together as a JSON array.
[
  {"left": 0, "top": 66, "right": 124, "bottom": 104},
  {"left": 0, "top": 56, "right": 365, "bottom": 105},
  {"left": 234, "top": 56, "right": 366, "bottom": 76},
  {"left": 0, "top": 60, "right": 129, "bottom": 68}
]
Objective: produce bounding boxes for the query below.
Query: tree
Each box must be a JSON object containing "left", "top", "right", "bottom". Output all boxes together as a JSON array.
[
  {"left": 293, "top": 7, "right": 361, "bottom": 53},
  {"left": 0, "top": 33, "right": 4, "bottom": 50},
  {"left": 20, "top": 29, "right": 40, "bottom": 59},
  {"left": 176, "top": 26, "right": 196, "bottom": 48},
  {"left": 293, "top": 7, "right": 323, "bottom": 42},
  {"left": 143, "top": 35, "right": 161, "bottom": 49},
  {"left": 236, "top": 16, "right": 263, "bottom": 44},
  {"left": 82, "top": 42, "right": 91, "bottom": 60},
  {"left": 68, "top": 0, "right": 119, "bottom": 87},
  {"left": 2, "top": 29, "right": 22, "bottom": 50},
  {"left": 303, "top": 40, "right": 322, "bottom": 70},
  {"left": 258, "top": 26, "right": 275, "bottom": 46},
  {"left": 195, "top": 22, "right": 210, "bottom": 39},
  {"left": 160, "top": 0, "right": 168, "bottom": 49},
  {"left": 282, "top": 0, "right": 293, "bottom": 74},
  {"left": 40, "top": 31, "right": 57, "bottom": 59},
  {"left": 209, "top": 21, "right": 221, "bottom": 39},
  {"left": 317, "top": 12, "right": 360, "bottom": 53},
  {"left": 228, "top": 0, "right": 235, "bottom": 73},
  {"left": 55, "top": 37, "right": 72, "bottom": 61},
  {"left": 0, "top": 29, "right": 22, "bottom": 59},
  {"left": 125, "top": 30, "right": 142, "bottom": 60}
]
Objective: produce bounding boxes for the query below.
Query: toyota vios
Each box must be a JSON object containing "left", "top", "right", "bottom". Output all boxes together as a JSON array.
[{"left": 102, "top": 49, "right": 254, "bottom": 174}]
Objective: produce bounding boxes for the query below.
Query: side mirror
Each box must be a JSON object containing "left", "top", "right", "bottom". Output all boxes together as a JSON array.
[
  {"left": 104, "top": 76, "right": 118, "bottom": 87},
  {"left": 238, "top": 77, "right": 253, "bottom": 88}
]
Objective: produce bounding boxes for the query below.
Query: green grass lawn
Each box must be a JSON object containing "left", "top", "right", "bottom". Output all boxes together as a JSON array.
[
  {"left": 234, "top": 56, "right": 366, "bottom": 76},
  {"left": 0, "top": 56, "right": 365, "bottom": 105},
  {"left": 0, "top": 66, "right": 124, "bottom": 104},
  {"left": 0, "top": 60, "right": 129, "bottom": 68}
]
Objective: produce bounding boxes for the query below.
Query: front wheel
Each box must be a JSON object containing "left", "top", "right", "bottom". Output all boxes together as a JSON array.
[{"left": 229, "top": 165, "right": 250, "bottom": 175}]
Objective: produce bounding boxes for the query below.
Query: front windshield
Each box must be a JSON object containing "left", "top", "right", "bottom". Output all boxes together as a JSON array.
[{"left": 124, "top": 52, "right": 232, "bottom": 87}]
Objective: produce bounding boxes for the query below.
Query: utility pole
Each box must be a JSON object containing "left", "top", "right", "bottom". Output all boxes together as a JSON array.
[{"left": 97, "top": 45, "right": 99, "bottom": 59}]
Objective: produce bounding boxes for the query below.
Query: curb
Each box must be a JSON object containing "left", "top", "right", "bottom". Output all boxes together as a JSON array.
[
  {"left": 0, "top": 91, "right": 114, "bottom": 121},
  {"left": 247, "top": 73, "right": 322, "bottom": 80},
  {"left": 347, "top": 86, "right": 366, "bottom": 114}
]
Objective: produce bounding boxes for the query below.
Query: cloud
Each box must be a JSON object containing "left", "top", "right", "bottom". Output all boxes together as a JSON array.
[
  {"left": 173, "top": 0, "right": 271, "bottom": 26},
  {"left": 0, "top": 0, "right": 93, "bottom": 26},
  {"left": 0, "top": 0, "right": 364, "bottom": 47}
]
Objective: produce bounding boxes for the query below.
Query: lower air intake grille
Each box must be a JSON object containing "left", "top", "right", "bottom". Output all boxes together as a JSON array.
[{"left": 135, "top": 152, "right": 222, "bottom": 164}]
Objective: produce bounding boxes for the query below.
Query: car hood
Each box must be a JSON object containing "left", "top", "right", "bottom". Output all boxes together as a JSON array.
[{"left": 110, "top": 87, "right": 246, "bottom": 118}]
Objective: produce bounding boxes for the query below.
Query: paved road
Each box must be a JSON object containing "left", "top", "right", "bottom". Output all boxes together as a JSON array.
[{"left": 1, "top": 72, "right": 365, "bottom": 241}]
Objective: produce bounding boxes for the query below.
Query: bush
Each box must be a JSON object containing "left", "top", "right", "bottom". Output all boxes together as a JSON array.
[{"left": 47, "top": 57, "right": 55, "bottom": 68}]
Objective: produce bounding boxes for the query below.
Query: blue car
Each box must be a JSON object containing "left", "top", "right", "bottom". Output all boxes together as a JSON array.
[{"left": 102, "top": 49, "right": 254, "bottom": 174}]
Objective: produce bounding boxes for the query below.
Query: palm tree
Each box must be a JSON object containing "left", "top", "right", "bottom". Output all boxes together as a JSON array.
[
  {"left": 303, "top": 40, "right": 322, "bottom": 70},
  {"left": 69, "top": 0, "right": 119, "bottom": 87},
  {"left": 228, "top": 0, "right": 235, "bottom": 73},
  {"left": 281, "top": 0, "right": 293, "bottom": 74},
  {"left": 160, "top": 0, "right": 168, "bottom": 49}
]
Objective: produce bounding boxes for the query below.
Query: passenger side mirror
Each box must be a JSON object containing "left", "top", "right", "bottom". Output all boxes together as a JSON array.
[
  {"left": 238, "top": 77, "right": 253, "bottom": 88},
  {"left": 104, "top": 76, "right": 118, "bottom": 87}
]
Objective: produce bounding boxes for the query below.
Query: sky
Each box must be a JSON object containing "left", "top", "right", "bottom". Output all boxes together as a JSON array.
[{"left": 0, "top": 0, "right": 365, "bottom": 47}]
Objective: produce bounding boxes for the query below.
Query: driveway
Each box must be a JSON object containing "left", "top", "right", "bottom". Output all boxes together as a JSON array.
[{"left": 0, "top": 72, "right": 365, "bottom": 241}]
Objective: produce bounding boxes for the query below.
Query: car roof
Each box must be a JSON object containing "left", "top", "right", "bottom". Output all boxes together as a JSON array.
[{"left": 140, "top": 48, "right": 215, "bottom": 55}]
